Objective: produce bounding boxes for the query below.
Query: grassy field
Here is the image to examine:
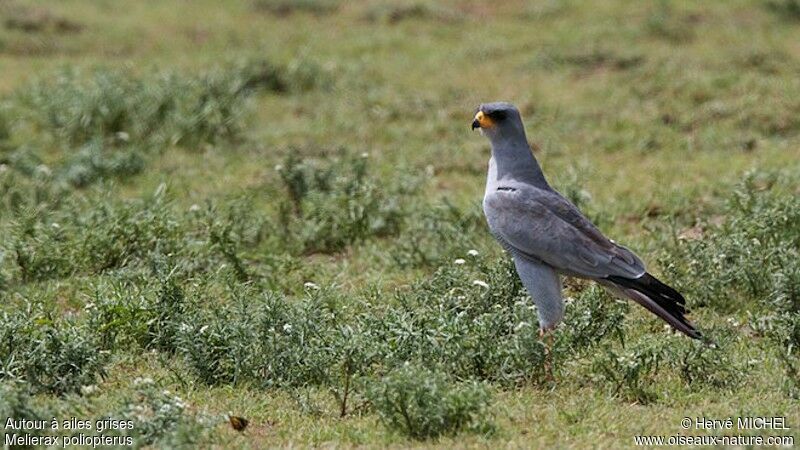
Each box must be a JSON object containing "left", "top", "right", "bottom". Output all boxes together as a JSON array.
[{"left": 1, "top": 0, "right": 799, "bottom": 448}]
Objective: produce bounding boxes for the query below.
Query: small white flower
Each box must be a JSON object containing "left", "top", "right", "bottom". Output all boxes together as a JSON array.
[
  {"left": 35, "top": 164, "right": 52, "bottom": 176},
  {"left": 0, "top": 164, "right": 7, "bottom": 173},
  {"left": 304, "top": 281, "right": 320, "bottom": 290},
  {"left": 283, "top": 323, "right": 293, "bottom": 333},
  {"left": 81, "top": 385, "right": 98, "bottom": 395},
  {"left": 51, "top": 222, "right": 60, "bottom": 229},
  {"left": 179, "top": 323, "right": 192, "bottom": 332},
  {"left": 116, "top": 131, "right": 130, "bottom": 142},
  {"left": 472, "top": 280, "right": 489, "bottom": 288},
  {"left": 189, "top": 204, "right": 201, "bottom": 212},
  {"left": 467, "top": 249, "right": 479, "bottom": 257},
  {"left": 514, "top": 321, "right": 530, "bottom": 331},
  {"left": 84, "top": 302, "right": 96, "bottom": 311},
  {"left": 133, "top": 377, "right": 154, "bottom": 386},
  {"left": 360, "top": 152, "right": 369, "bottom": 158},
  {"left": 199, "top": 325, "right": 209, "bottom": 334},
  {"left": 456, "top": 295, "right": 466, "bottom": 301},
  {"left": 274, "top": 164, "right": 283, "bottom": 171},
  {"left": 454, "top": 258, "right": 466, "bottom": 265}
]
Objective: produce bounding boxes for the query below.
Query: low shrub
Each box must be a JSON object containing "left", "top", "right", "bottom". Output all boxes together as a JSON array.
[
  {"left": 390, "top": 202, "right": 484, "bottom": 268},
  {"left": 120, "top": 377, "right": 208, "bottom": 448},
  {"left": 657, "top": 171, "right": 799, "bottom": 394},
  {"left": 174, "top": 285, "right": 371, "bottom": 389},
  {"left": 644, "top": 0, "right": 695, "bottom": 43},
  {"left": 0, "top": 108, "right": 9, "bottom": 142},
  {"left": 659, "top": 171, "right": 800, "bottom": 312},
  {"left": 532, "top": 48, "right": 645, "bottom": 73},
  {"left": 590, "top": 329, "right": 743, "bottom": 404},
  {"left": 13, "top": 58, "right": 324, "bottom": 149},
  {"left": 0, "top": 307, "right": 108, "bottom": 395},
  {"left": 367, "top": 364, "right": 494, "bottom": 440},
  {"left": 555, "top": 285, "right": 629, "bottom": 355},
  {"left": 1, "top": 4, "right": 83, "bottom": 34},
  {"left": 670, "top": 329, "right": 742, "bottom": 389},
  {"left": 765, "top": 0, "right": 800, "bottom": 20},
  {"left": 590, "top": 337, "right": 666, "bottom": 405},
  {"left": 0, "top": 381, "right": 47, "bottom": 443},
  {"left": 252, "top": 0, "right": 340, "bottom": 16},
  {"left": 368, "top": 256, "right": 549, "bottom": 385},
  {"left": 5, "top": 188, "right": 188, "bottom": 284},
  {"left": 275, "top": 151, "right": 409, "bottom": 255},
  {"left": 363, "top": 2, "right": 462, "bottom": 24},
  {"left": 60, "top": 141, "right": 145, "bottom": 188}
]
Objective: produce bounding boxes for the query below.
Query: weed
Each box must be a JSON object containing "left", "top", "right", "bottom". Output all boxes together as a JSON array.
[
  {"left": 0, "top": 306, "right": 108, "bottom": 395},
  {"left": 590, "top": 337, "right": 666, "bottom": 404},
  {"left": 120, "top": 377, "right": 207, "bottom": 448},
  {"left": 60, "top": 141, "right": 145, "bottom": 188},
  {"left": 86, "top": 279, "right": 150, "bottom": 351},
  {"left": 363, "top": 2, "right": 462, "bottom": 24},
  {"left": 367, "top": 364, "right": 494, "bottom": 440},
  {"left": 5, "top": 187, "right": 185, "bottom": 284},
  {"left": 533, "top": 48, "right": 645, "bottom": 73},
  {"left": 252, "top": 0, "right": 340, "bottom": 17},
  {"left": 145, "top": 271, "right": 190, "bottom": 354},
  {"left": 765, "top": 0, "right": 800, "bottom": 20},
  {"left": 2, "top": 5, "right": 83, "bottom": 34},
  {"left": 370, "top": 256, "right": 549, "bottom": 385},
  {"left": 6, "top": 58, "right": 328, "bottom": 188},
  {"left": 658, "top": 171, "right": 800, "bottom": 312},
  {"left": 670, "top": 330, "right": 742, "bottom": 389},
  {"left": 275, "top": 151, "right": 408, "bottom": 255},
  {"left": 555, "top": 285, "right": 628, "bottom": 355},
  {"left": 644, "top": 0, "right": 695, "bottom": 43},
  {"left": 0, "top": 109, "right": 9, "bottom": 143},
  {"left": 0, "top": 381, "right": 47, "bottom": 442},
  {"left": 390, "top": 202, "right": 484, "bottom": 268},
  {"left": 590, "top": 328, "right": 743, "bottom": 404}
]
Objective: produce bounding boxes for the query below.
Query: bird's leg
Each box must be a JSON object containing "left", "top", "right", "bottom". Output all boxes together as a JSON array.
[{"left": 539, "top": 328, "right": 554, "bottom": 383}]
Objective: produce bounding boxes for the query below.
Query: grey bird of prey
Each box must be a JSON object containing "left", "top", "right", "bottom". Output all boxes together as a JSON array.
[{"left": 472, "top": 102, "right": 702, "bottom": 342}]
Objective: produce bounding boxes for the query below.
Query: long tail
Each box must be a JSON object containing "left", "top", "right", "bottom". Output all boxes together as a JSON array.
[{"left": 603, "top": 272, "right": 703, "bottom": 341}]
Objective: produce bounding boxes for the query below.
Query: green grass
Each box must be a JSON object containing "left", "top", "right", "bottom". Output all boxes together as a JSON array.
[{"left": 1, "top": 0, "right": 799, "bottom": 448}]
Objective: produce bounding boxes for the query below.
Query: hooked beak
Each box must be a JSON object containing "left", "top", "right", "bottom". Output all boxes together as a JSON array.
[{"left": 471, "top": 110, "right": 492, "bottom": 131}]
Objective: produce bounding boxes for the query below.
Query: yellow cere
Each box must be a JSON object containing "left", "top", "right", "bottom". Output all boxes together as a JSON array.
[{"left": 475, "top": 111, "right": 494, "bottom": 128}]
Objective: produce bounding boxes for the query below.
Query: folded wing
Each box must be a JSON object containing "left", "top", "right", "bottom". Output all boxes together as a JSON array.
[
  {"left": 484, "top": 184, "right": 703, "bottom": 340},
  {"left": 483, "top": 185, "right": 645, "bottom": 279}
]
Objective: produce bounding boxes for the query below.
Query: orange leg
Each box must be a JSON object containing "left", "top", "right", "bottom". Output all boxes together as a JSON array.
[{"left": 539, "top": 328, "right": 554, "bottom": 383}]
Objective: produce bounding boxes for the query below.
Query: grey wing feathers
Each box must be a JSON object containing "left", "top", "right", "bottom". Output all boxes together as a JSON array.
[{"left": 483, "top": 185, "right": 645, "bottom": 279}]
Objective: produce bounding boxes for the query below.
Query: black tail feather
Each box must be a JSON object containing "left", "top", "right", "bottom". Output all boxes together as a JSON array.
[{"left": 606, "top": 272, "right": 703, "bottom": 340}]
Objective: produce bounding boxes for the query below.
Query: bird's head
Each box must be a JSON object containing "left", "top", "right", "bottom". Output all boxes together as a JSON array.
[{"left": 471, "top": 102, "right": 525, "bottom": 142}]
